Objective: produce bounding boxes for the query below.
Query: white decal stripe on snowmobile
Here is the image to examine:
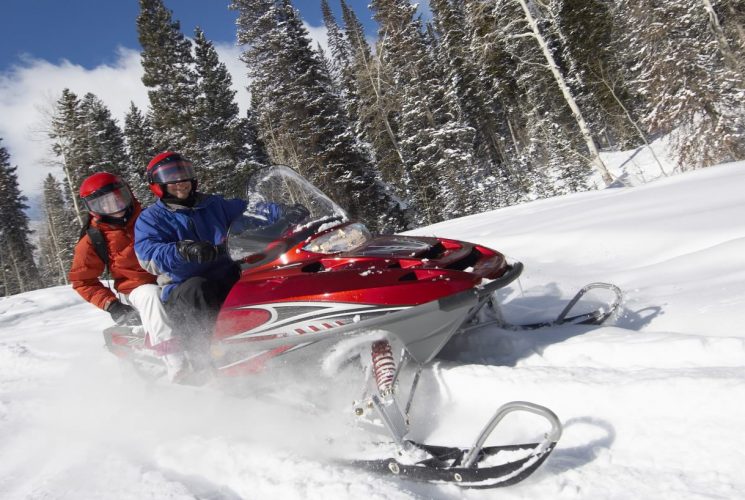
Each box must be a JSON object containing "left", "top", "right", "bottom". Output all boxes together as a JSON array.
[
  {"left": 227, "top": 302, "right": 405, "bottom": 339},
  {"left": 226, "top": 306, "right": 409, "bottom": 340}
]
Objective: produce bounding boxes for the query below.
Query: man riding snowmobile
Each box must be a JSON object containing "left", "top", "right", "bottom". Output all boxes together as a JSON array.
[{"left": 134, "top": 152, "right": 308, "bottom": 381}]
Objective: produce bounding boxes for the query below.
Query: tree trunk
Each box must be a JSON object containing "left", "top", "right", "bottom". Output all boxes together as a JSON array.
[
  {"left": 598, "top": 63, "right": 668, "bottom": 177},
  {"left": 0, "top": 250, "right": 8, "bottom": 296},
  {"left": 516, "top": 0, "right": 614, "bottom": 185},
  {"left": 700, "top": 0, "right": 742, "bottom": 73},
  {"left": 47, "top": 211, "right": 69, "bottom": 284},
  {"left": 62, "top": 161, "right": 85, "bottom": 227},
  {"left": 8, "top": 246, "right": 25, "bottom": 294},
  {"left": 725, "top": 4, "right": 745, "bottom": 50},
  {"left": 55, "top": 147, "right": 84, "bottom": 227},
  {"left": 358, "top": 31, "right": 407, "bottom": 168}
]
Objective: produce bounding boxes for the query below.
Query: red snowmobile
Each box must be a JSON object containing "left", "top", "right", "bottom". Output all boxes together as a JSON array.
[{"left": 104, "top": 165, "right": 621, "bottom": 488}]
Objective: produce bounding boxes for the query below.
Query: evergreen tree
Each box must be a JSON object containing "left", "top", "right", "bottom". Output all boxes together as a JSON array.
[
  {"left": 320, "top": 0, "right": 349, "bottom": 88},
  {"left": 48, "top": 88, "right": 87, "bottom": 226},
  {"left": 123, "top": 102, "right": 157, "bottom": 204},
  {"left": 321, "top": 0, "right": 357, "bottom": 120},
  {"left": 370, "top": 0, "right": 479, "bottom": 224},
  {"left": 466, "top": 0, "right": 598, "bottom": 196},
  {"left": 48, "top": 90, "right": 133, "bottom": 225},
  {"left": 79, "top": 92, "right": 129, "bottom": 176},
  {"left": 719, "top": 0, "right": 745, "bottom": 60},
  {"left": 38, "top": 174, "right": 77, "bottom": 286},
  {"left": 612, "top": 0, "right": 745, "bottom": 168},
  {"left": 232, "top": 0, "right": 406, "bottom": 232},
  {"left": 137, "top": 0, "right": 198, "bottom": 157},
  {"left": 551, "top": 0, "right": 639, "bottom": 149},
  {"left": 430, "top": 0, "right": 499, "bottom": 161},
  {"left": 0, "top": 140, "right": 42, "bottom": 295},
  {"left": 245, "top": 100, "right": 271, "bottom": 170},
  {"left": 193, "top": 27, "right": 261, "bottom": 197},
  {"left": 428, "top": 0, "right": 509, "bottom": 212},
  {"left": 339, "top": 0, "right": 408, "bottom": 198}
]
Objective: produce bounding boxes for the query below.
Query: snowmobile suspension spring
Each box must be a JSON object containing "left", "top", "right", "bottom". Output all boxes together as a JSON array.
[{"left": 371, "top": 340, "right": 396, "bottom": 396}]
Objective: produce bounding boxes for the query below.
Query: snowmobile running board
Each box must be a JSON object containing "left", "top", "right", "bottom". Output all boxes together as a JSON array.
[{"left": 354, "top": 401, "right": 562, "bottom": 488}]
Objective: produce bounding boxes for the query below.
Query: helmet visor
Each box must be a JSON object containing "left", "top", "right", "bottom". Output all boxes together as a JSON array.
[
  {"left": 85, "top": 185, "right": 133, "bottom": 215},
  {"left": 150, "top": 159, "right": 195, "bottom": 184}
]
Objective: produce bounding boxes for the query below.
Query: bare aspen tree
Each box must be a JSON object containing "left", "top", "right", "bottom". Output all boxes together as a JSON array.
[
  {"left": 597, "top": 63, "right": 669, "bottom": 177},
  {"left": 515, "top": 0, "right": 614, "bottom": 185},
  {"left": 700, "top": 0, "right": 742, "bottom": 73}
]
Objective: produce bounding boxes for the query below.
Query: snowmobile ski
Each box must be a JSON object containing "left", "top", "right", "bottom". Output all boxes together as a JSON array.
[
  {"left": 464, "top": 281, "right": 624, "bottom": 332},
  {"left": 353, "top": 401, "right": 562, "bottom": 488}
]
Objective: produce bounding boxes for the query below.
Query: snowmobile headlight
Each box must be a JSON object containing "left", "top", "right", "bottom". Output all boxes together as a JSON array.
[{"left": 303, "top": 223, "right": 372, "bottom": 254}]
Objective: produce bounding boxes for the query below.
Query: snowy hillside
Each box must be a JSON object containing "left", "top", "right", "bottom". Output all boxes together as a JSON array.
[{"left": 1, "top": 161, "right": 744, "bottom": 499}]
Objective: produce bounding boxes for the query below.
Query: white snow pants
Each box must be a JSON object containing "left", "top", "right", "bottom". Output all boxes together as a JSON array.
[{"left": 126, "top": 284, "right": 176, "bottom": 351}]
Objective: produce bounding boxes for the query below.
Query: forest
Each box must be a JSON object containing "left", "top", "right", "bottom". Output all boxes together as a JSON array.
[{"left": 1, "top": 0, "right": 744, "bottom": 296}]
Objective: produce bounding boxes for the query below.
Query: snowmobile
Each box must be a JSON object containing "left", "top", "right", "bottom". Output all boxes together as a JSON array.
[{"left": 103, "top": 165, "right": 622, "bottom": 488}]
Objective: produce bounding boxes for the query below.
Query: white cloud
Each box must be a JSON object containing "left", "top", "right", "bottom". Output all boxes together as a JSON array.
[
  {"left": 0, "top": 47, "right": 148, "bottom": 198},
  {"left": 304, "top": 23, "right": 329, "bottom": 55},
  {"left": 0, "top": 23, "right": 328, "bottom": 205}
]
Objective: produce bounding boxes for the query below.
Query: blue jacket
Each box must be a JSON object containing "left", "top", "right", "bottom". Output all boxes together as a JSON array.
[{"left": 134, "top": 194, "right": 247, "bottom": 301}]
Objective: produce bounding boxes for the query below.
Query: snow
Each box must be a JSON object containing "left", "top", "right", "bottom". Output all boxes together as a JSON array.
[{"left": 2, "top": 157, "right": 745, "bottom": 498}]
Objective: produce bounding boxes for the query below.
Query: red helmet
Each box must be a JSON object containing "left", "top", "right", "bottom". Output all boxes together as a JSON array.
[
  {"left": 79, "top": 172, "right": 133, "bottom": 217},
  {"left": 146, "top": 151, "right": 196, "bottom": 198}
]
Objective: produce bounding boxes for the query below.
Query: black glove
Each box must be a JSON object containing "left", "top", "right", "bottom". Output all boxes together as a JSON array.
[
  {"left": 107, "top": 300, "right": 141, "bottom": 326},
  {"left": 284, "top": 203, "right": 310, "bottom": 224},
  {"left": 177, "top": 240, "right": 219, "bottom": 264}
]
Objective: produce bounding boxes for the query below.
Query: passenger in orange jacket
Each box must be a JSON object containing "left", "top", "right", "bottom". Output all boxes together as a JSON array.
[{"left": 68, "top": 172, "right": 185, "bottom": 381}]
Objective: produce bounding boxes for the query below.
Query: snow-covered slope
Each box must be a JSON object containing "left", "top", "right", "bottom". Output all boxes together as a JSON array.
[{"left": 1, "top": 161, "right": 744, "bottom": 499}]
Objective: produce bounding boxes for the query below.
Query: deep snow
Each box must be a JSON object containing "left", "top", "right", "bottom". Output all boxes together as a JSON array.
[{"left": 1, "top": 156, "right": 744, "bottom": 499}]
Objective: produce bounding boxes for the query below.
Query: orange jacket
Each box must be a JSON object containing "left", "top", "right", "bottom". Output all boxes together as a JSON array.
[{"left": 68, "top": 202, "right": 156, "bottom": 310}]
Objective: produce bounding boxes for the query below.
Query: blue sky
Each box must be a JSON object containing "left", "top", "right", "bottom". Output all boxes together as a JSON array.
[{"left": 1, "top": 0, "right": 378, "bottom": 71}]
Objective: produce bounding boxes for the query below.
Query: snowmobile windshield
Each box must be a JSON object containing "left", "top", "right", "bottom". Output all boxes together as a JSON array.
[{"left": 227, "top": 165, "right": 369, "bottom": 260}]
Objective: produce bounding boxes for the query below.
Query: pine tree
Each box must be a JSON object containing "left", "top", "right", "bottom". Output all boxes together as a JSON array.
[
  {"left": 0, "top": 140, "right": 42, "bottom": 295},
  {"left": 550, "top": 0, "right": 639, "bottom": 149},
  {"left": 123, "top": 102, "right": 157, "bottom": 204},
  {"left": 612, "top": 0, "right": 745, "bottom": 168},
  {"left": 339, "top": 0, "right": 408, "bottom": 197},
  {"left": 517, "top": 0, "right": 612, "bottom": 184},
  {"left": 79, "top": 92, "right": 129, "bottom": 176},
  {"left": 320, "top": 0, "right": 354, "bottom": 106},
  {"left": 550, "top": 0, "right": 670, "bottom": 177},
  {"left": 193, "top": 27, "right": 261, "bottom": 198},
  {"left": 427, "top": 0, "right": 517, "bottom": 213},
  {"left": 137, "top": 0, "right": 198, "bottom": 157},
  {"left": 232, "top": 0, "right": 407, "bottom": 232},
  {"left": 719, "top": 0, "right": 745, "bottom": 58},
  {"left": 38, "top": 174, "right": 77, "bottom": 286},
  {"left": 48, "top": 89, "right": 86, "bottom": 226},
  {"left": 466, "top": 0, "right": 598, "bottom": 196},
  {"left": 699, "top": 0, "right": 745, "bottom": 75},
  {"left": 242, "top": 105, "right": 273, "bottom": 201},
  {"left": 429, "top": 0, "right": 504, "bottom": 166},
  {"left": 48, "top": 90, "right": 132, "bottom": 224},
  {"left": 370, "top": 0, "right": 480, "bottom": 224}
]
